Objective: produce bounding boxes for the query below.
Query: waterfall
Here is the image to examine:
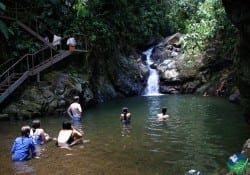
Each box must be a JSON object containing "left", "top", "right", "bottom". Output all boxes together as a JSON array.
[{"left": 143, "top": 48, "right": 162, "bottom": 96}]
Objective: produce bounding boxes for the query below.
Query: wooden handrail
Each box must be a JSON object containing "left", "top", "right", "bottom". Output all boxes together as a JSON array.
[
  {"left": 0, "top": 6, "right": 90, "bottom": 103},
  {"left": 0, "top": 33, "right": 89, "bottom": 80},
  {"left": 0, "top": 45, "right": 50, "bottom": 78}
]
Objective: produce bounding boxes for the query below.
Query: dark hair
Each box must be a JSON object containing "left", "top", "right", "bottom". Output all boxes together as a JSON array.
[
  {"left": 122, "top": 107, "right": 128, "bottom": 113},
  {"left": 32, "top": 119, "right": 41, "bottom": 129},
  {"left": 162, "top": 107, "right": 167, "bottom": 115},
  {"left": 62, "top": 120, "right": 72, "bottom": 130},
  {"left": 73, "top": 96, "right": 79, "bottom": 102},
  {"left": 21, "top": 126, "right": 31, "bottom": 137}
]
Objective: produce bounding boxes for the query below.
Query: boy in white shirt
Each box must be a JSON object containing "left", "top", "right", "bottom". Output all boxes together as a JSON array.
[{"left": 67, "top": 96, "right": 82, "bottom": 121}]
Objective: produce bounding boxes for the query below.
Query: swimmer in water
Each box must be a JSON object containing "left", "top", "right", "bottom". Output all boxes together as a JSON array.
[
  {"left": 11, "top": 126, "right": 37, "bottom": 161},
  {"left": 56, "top": 120, "right": 83, "bottom": 150},
  {"left": 157, "top": 107, "right": 170, "bottom": 121},
  {"left": 120, "top": 107, "right": 131, "bottom": 125}
]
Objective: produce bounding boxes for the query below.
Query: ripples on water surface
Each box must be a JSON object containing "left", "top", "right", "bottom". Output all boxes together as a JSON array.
[{"left": 0, "top": 95, "right": 249, "bottom": 175}]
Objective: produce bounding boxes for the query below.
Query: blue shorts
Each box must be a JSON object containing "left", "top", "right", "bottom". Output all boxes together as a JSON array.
[
  {"left": 121, "top": 120, "right": 130, "bottom": 125},
  {"left": 72, "top": 116, "right": 81, "bottom": 121}
]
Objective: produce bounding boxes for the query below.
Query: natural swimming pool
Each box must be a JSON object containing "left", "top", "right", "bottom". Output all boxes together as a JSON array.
[{"left": 0, "top": 95, "right": 249, "bottom": 175}]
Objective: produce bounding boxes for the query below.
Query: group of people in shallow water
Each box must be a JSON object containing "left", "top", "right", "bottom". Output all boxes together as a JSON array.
[
  {"left": 11, "top": 96, "right": 84, "bottom": 161},
  {"left": 11, "top": 119, "right": 83, "bottom": 161},
  {"left": 11, "top": 95, "right": 170, "bottom": 161}
]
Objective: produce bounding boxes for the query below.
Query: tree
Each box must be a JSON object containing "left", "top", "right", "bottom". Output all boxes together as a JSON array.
[{"left": 0, "top": 1, "right": 11, "bottom": 39}]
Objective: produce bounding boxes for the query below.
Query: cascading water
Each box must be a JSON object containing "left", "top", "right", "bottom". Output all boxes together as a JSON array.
[{"left": 143, "top": 48, "right": 162, "bottom": 96}]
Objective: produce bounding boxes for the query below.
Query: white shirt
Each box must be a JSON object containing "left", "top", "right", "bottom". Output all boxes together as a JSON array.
[
  {"left": 57, "top": 130, "right": 73, "bottom": 147},
  {"left": 52, "top": 35, "right": 62, "bottom": 46},
  {"left": 67, "top": 37, "right": 76, "bottom": 46},
  {"left": 67, "top": 102, "right": 82, "bottom": 117}
]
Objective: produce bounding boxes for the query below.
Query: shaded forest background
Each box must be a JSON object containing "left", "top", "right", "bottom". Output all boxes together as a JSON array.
[
  {"left": 0, "top": 0, "right": 243, "bottom": 118},
  {"left": 0, "top": 0, "right": 236, "bottom": 65}
]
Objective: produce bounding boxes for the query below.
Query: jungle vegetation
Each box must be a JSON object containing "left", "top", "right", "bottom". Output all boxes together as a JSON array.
[{"left": 0, "top": 0, "right": 236, "bottom": 65}]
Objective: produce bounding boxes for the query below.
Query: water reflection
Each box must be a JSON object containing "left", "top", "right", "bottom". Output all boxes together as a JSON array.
[
  {"left": 121, "top": 123, "right": 132, "bottom": 137},
  {"left": 1, "top": 95, "right": 249, "bottom": 175},
  {"left": 144, "top": 96, "right": 168, "bottom": 153},
  {"left": 12, "top": 161, "right": 36, "bottom": 175},
  {"left": 147, "top": 96, "right": 161, "bottom": 118},
  {"left": 71, "top": 120, "right": 84, "bottom": 134}
]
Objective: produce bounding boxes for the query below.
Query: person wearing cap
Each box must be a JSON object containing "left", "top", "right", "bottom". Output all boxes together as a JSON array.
[
  {"left": 67, "top": 96, "right": 82, "bottom": 121},
  {"left": 120, "top": 107, "right": 132, "bottom": 125},
  {"left": 157, "top": 107, "right": 170, "bottom": 121},
  {"left": 66, "top": 34, "right": 76, "bottom": 51},
  {"left": 11, "top": 126, "right": 37, "bottom": 161}
]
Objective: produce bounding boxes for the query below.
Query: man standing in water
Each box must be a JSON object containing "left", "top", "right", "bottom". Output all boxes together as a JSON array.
[
  {"left": 120, "top": 107, "right": 132, "bottom": 125},
  {"left": 67, "top": 96, "right": 82, "bottom": 121}
]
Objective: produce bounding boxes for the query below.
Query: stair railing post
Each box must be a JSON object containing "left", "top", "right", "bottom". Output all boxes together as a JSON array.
[
  {"left": 31, "top": 54, "right": 34, "bottom": 69},
  {"left": 51, "top": 47, "right": 52, "bottom": 58},
  {"left": 37, "top": 72, "right": 40, "bottom": 82},
  {"left": 7, "top": 70, "right": 10, "bottom": 88},
  {"left": 85, "top": 35, "right": 88, "bottom": 51},
  {"left": 26, "top": 55, "right": 29, "bottom": 71},
  {"left": 41, "top": 49, "right": 43, "bottom": 63}
]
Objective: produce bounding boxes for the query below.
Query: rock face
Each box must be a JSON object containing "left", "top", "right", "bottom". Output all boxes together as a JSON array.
[
  {"left": 2, "top": 71, "right": 94, "bottom": 118},
  {"left": 1, "top": 53, "right": 149, "bottom": 118},
  {"left": 148, "top": 32, "right": 238, "bottom": 98},
  {"left": 150, "top": 33, "right": 185, "bottom": 94},
  {"left": 89, "top": 53, "right": 148, "bottom": 103},
  {"left": 222, "top": 0, "right": 250, "bottom": 121}
]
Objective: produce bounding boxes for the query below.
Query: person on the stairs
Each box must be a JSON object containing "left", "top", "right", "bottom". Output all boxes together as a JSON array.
[
  {"left": 67, "top": 35, "right": 76, "bottom": 51},
  {"left": 52, "top": 34, "right": 62, "bottom": 49}
]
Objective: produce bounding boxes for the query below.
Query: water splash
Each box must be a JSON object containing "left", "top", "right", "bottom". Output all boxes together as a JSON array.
[{"left": 143, "top": 48, "right": 162, "bottom": 96}]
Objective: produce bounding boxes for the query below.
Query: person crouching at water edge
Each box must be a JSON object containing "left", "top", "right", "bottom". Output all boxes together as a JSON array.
[
  {"left": 56, "top": 120, "right": 83, "bottom": 149},
  {"left": 120, "top": 107, "right": 132, "bottom": 125},
  {"left": 157, "top": 107, "right": 170, "bottom": 121},
  {"left": 67, "top": 96, "right": 82, "bottom": 121},
  {"left": 11, "top": 126, "right": 37, "bottom": 161}
]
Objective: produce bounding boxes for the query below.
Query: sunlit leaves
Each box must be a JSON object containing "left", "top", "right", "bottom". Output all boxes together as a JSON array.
[
  {"left": 176, "top": 0, "right": 234, "bottom": 60},
  {"left": 73, "top": 0, "right": 88, "bottom": 18},
  {"left": 0, "top": 20, "right": 9, "bottom": 39},
  {"left": 0, "top": 2, "right": 6, "bottom": 11}
]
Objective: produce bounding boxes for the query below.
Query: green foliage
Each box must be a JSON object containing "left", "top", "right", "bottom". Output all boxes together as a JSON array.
[
  {"left": 0, "top": 2, "right": 5, "bottom": 10},
  {"left": 165, "top": 0, "right": 202, "bottom": 33},
  {"left": 7, "top": 23, "right": 42, "bottom": 58},
  {"left": 0, "top": 0, "right": 237, "bottom": 68},
  {"left": 73, "top": 0, "right": 88, "bottom": 18},
  {"left": 76, "top": 0, "right": 166, "bottom": 55},
  {"left": 0, "top": 20, "right": 9, "bottom": 39},
  {"left": 167, "top": 0, "right": 237, "bottom": 61},
  {"left": 0, "top": 1, "right": 10, "bottom": 39}
]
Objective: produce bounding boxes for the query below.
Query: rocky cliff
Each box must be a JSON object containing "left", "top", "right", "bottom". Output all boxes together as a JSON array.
[{"left": 222, "top": 0, "right": 250, "bottom": 122}]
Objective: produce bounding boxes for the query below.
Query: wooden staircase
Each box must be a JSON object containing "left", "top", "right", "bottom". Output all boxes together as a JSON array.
[
  {"left": 0, "top": 47, "right": 86, "bottom": 104},
  {"left": 0, "top": 34, "right": 88, "bottom": 104}
]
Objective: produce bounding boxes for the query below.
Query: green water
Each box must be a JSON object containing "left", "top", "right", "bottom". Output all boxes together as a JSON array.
[{"left": 0, "top": 95, "right": 249, "bottom": 175}]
